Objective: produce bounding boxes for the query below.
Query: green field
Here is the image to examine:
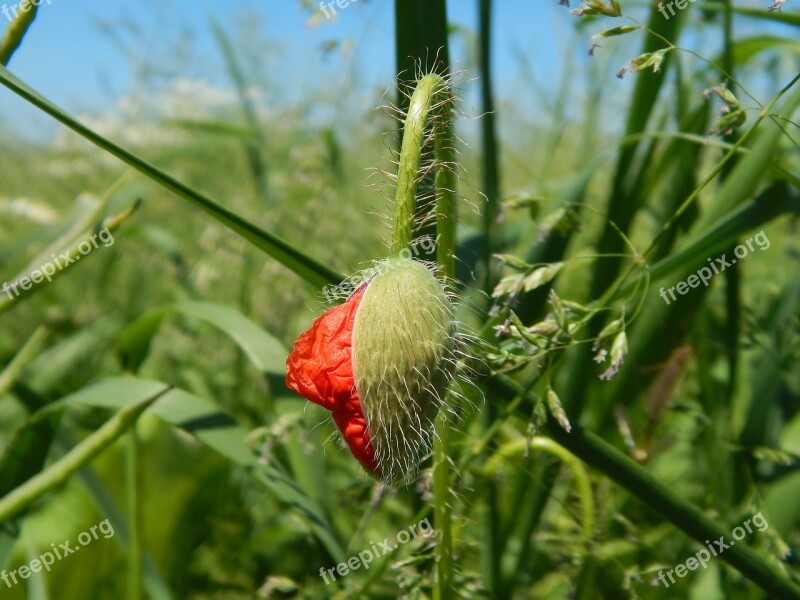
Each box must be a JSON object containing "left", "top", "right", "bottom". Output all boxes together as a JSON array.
[{"left": 1, "top": 2, "right": 799, "bottom": 598}]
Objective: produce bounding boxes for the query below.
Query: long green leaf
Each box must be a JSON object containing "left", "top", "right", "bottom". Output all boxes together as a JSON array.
[
  {"left": 0, "top": 65, "right": 343, "bottom": 290},
  {"left": 117, "top": 302, "right": 287, "bottom": 376},
  {"left": 617, "top": 182, "right": 800, "bottom": 293},
  {"left": 174, "top": 301, "right": 287, "bottom": 376}
]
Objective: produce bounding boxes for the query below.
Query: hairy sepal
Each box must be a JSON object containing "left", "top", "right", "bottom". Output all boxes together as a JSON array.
[{"left": 352, "top": 258, "right": 455, "bottom": 482}]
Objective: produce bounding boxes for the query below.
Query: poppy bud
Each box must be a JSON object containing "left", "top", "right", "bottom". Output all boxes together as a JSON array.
[{"left": 286, "top": 257, "right": 455, "bottom": 482}]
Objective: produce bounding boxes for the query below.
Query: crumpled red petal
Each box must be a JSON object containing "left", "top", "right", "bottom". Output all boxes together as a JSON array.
[{"left": 285, "top": 284, "right": 379, "bottom": 474}]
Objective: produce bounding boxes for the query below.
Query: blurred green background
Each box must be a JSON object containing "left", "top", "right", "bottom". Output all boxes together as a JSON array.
[{"left": 0, "top": 1, "right": 799, "bottom": 598}]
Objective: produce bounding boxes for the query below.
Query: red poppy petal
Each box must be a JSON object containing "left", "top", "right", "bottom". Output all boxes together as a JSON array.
[
  {"left": 285, "top": 284, "right": 367, "bottom": 411},
  {"left": 332, "top": 409, "right": 379, "bottom": 473},
  {"left": 285, "top": 283, "right": 379, "bottom": 474}
]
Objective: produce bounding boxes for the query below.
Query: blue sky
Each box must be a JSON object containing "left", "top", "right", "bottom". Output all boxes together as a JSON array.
[
  {"left": 0, "top": 0, "right": 585, "bottom": 138},
  {"left": 0, "top": 0, "right": 794, "bottom": 140}
]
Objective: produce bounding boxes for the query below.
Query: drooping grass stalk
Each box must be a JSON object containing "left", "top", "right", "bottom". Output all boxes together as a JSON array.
[
  {"left": 390, "top": 70, "right": 457, "bottom": 600},
  {"left": 647, "top": 73, "right": 800, "bottom": 256},
  {"left": 588, "top": 5, "right": 684, "bottom": 302},
  {"left": 0, "top": 2, "right": 38, "bottom": 65},
  {"left": 0, "top": 393, "right": 161, "bottom": 523},
  {"left": 604, "top": 77, "right": 800, "bottom": 305}
]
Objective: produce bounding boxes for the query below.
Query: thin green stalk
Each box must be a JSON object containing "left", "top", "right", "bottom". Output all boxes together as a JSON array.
[
  {"left": 0, "top": 1, "right": 38, "bottom": 65},
  {"left": 480, "top": 31, "right": 502, "bottom": 570},
  {"left": 434, "top": 95, "right": 457, "bottom": 278},
  {"left": 394, "top": 1, "right": 449, "bottom": 115},
  {"left": 210, "top": 20, "right": 270, "bottom": 203},
  {"left": 478, "top": 3, "right": 502, "bottom": 588},
  {"left": 720, "top": 0, "right": 741, "bottom": 406},
  {"left": 483, "top": 437, "right": 595, "bottom": 541},
  {"left": 126, "top": 428, "right": 142, "bottom": 600},
  {"left": 0, "top": 199, "right": 140, "bottom": 315},
  {"left": 434, "top": 81, "right": 456, "bottom": 600},
  {"left": 432, "top": 411, "right": 453, "bottom": 600},
  {"left": 645, "top": 72, "right": 800, "bottom": 257},
  {"left": 0, "top": 325, "right": 48, "bottom": 396},
  {"left": 479, "top": 0, "right": 500, "bottom": 295},
  {"left": 0, "top": 393, "right": 161, "bottom": 524}
]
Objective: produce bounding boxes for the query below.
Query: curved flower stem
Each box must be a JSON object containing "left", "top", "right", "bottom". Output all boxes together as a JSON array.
[
  {"left": 391, "top": 71, "right": 457, "bottom": 600},
  {"left": 391, "top": 72, "right": 455, "bottom": 269},
  {"left": 484, "top": 437, "right": 595, "bottom": 542}
]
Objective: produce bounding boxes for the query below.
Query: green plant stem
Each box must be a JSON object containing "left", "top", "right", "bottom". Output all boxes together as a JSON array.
[
  {"left": 391, "top": 73, "right": 453, "bottom": 261},
  {"left": 392, "top": 71, "right": 457, "bottom": 600},
  {"left": 0, "top": 325, "right": 48, "bottom": 396},
  {"left": 483, "top": 437, "right": 595, "bottom": 541},
  {"left": 432, "top": 412, "right": 453, "bottom": 600},
  {"left": 0, "top": 199, "right": 140, "bottom": 316},
  {"left": 492, "top": 375, "right": 800, "bottom": 600},
  {"left": 478, "top": 2, "right": 501, "bottom": 588},
  {"left": 479, "top": 0, "right": 500, "bottom": 295},
  {"left": 0, "top": 2, "right": 38, "bottom": 65},
  {"left": 434, "top": 99, "right": 457, "bottom": 280},
  {"left": 434, "top": 81, "right": 456, "bottom": 600},
  {"left": 646, "top": 72, "right": 800, "bottom": 258},
  {"left": 126, "top": 428, "right": 142, "bottom": 600},
  {"left": 0, "top": 393, "right": 161, "bottom": 524}
]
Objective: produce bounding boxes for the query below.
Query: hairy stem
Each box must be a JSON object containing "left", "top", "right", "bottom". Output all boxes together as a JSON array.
[
  {"left": 392, "top": 70, "right": 458, "bottom": 600},
  {"left": 391, "top": 72, "right": 454, "bottom": 266}
]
